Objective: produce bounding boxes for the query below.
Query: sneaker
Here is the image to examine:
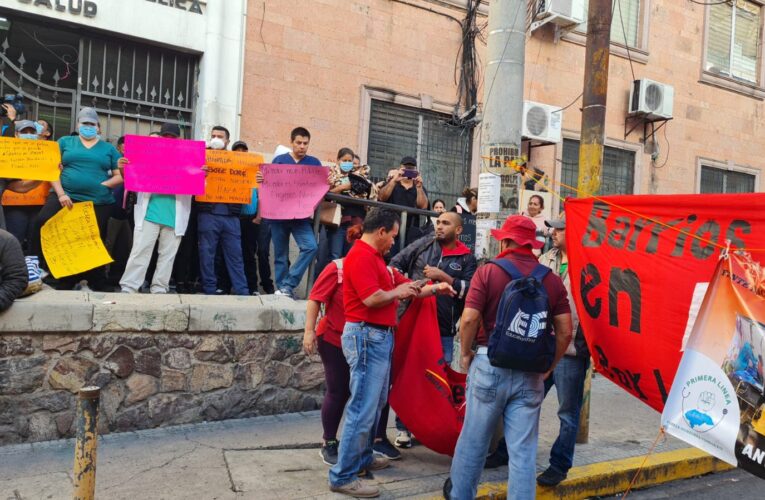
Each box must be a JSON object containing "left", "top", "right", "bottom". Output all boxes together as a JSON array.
[
  {"left": 274, "top": 288, "right": 294, "bottom": 299},
  {"left": 251, "top": 290, "right": 260, "bottom": 296},
  {"left": 394, "top": 431, "right": 412, "bottom": 449},
  {"left": 367, "top": 455, "right": 390, "bottom": 471},
  {"left": 320, "top": 440, "right": 338, "bottom": 466},
  {"left": 536, "top": 466, "right": 567, "bottom": 486},
  {"left": 373, "top": 438, "right": 401, "bottom": 460},
  {"left": 329, "top": 479, "right": 380, "bottom": 498}
]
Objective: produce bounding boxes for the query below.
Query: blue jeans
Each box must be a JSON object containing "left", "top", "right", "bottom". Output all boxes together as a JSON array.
[
  {"left": 268, "top": 218, "right": 318, "bottom": 292},
  {"left": 198, "top": 212, "right": 249, "bottom": 295},
  {"left": 543, "top": 356, "right": 589, "bottom": 474},
  {"left": 329, "top": 322, "right": 394, "bottom": 488},
  {"left": 449, "top": 354, "right": 544, "bottom": 500},
  {"left": 315, "top": 223, "right": 349, "bottom": 279}
]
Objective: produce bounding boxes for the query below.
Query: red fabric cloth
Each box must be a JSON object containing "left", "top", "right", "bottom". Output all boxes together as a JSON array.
[
  {"left": 390, "top": 296, "right": 466, "bottom": 456},
  {"left": 465, "top": 247, "right": 570, "bottom": 345},
  {"left": 343, "top": 239, "right": 408, "bottom": 326},
  {"left": 308, "top": 261, "right": 344, "bottom": 348}
]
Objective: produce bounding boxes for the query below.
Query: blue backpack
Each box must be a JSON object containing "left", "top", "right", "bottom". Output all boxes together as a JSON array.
[{"left": 487, "top": 259, "right": 555, "bottom": 373}]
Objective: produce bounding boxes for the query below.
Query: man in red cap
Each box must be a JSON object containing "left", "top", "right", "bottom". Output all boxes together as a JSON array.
[{"left": 446, "top": 215, "right": 573, "bottom": 500}]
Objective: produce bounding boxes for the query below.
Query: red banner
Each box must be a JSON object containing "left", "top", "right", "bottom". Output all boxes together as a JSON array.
[
  {"left": 567, "top": 193, "right": 765, "bottom": 412},
  {"left": 390, "top": 296, "right": 466, "bottom": 456}
]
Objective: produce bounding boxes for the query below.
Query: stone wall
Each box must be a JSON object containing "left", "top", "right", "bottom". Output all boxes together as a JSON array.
[{"left": 0, "top": 291, "right": 321, "bottom": 445}]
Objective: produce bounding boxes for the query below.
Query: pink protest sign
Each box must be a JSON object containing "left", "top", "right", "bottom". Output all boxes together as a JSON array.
[
  {"left": 123, "top": 135, "right": 206, "bottom": 195},
  {"left": 258, "top": 164, "right": 329, "bottom": 219}
]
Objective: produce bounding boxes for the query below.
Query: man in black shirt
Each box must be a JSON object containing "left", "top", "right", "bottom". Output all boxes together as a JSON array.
[{"left": 377, "top": 156, "right": 428, "bottom": 254}]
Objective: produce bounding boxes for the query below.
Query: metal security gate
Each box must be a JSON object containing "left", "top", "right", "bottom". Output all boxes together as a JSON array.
[{"left": 0, "top": 15, "right": 198, "bottom": 141}]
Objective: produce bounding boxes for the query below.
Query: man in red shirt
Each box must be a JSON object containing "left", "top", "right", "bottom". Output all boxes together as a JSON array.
[
  {"left": 328, "top": 208, "right": 454, "bottom": 498},
  {"left": 446, "top": 215, "right": 573, "bottom": 500}
]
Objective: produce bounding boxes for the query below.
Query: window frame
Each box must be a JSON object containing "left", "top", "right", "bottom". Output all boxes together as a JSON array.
[
  {"left": 700, "top": 0, "right": 765, "bottom": 99},
  {"left": 561, "top": 0, "right": 652, "bottom": 63},
  {"left": 696, "top": 157, "right": 760, "bottom": 193},
  {"left": 553, "top": 131, "right": 642, "bottom": 214}
]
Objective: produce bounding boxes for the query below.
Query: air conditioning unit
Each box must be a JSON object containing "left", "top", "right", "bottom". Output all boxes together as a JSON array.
[
  {"left": 535, "top": 0, "right": 586, "bottom": 27},
  {"left": 628, "top": 79, "right": 674, "bottom": 120},
  {"left": 523, "top": 100, "right": 563, "bottom": 144}
]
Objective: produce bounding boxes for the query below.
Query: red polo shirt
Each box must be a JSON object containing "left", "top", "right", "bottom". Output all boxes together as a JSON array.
[
  {"left": 343, "top": 239, "right": 409, "bottom": 326},
  {"left": 465, "top": 247, "right": 570, "bottom": 346}
]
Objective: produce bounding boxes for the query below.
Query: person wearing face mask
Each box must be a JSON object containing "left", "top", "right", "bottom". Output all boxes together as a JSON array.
[
  {"left": 31, "top": 107, "right": 122, "bottom": 291},
  {"left": 314, "top": 148, "right": 375, "bottom": 278},
  {"left": 35, "top": 120, "right": 53, "bottom": 141},
  {"left": 195, "top": 125, "right": 249, "bottom": 296}
]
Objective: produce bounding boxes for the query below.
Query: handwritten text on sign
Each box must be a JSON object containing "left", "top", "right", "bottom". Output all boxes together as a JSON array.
[
  {"left": 0, "top": 137, "right": 61, "bottom": 181},
  {"left": 258, "top": 164, "right": 329, "bottom": 219},
  {"left": 41, "top": 201, "right": 113, "bottom": 278},
  {"left": 123, "top": 135, "right": 206, "bottom": 195},
  {"left": 196, "top": 150, "right": 262, "bottom": 204}
]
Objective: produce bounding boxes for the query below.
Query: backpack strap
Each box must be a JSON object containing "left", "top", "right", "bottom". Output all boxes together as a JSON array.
[
  {"left": 333, "top": 258, "right": 344, "bottom": 284},
  {"left": 529, "top": 264, "right": 551, "bottom": 282},
  {"left": 489, "top": 259, "right": 523, "bottom": 281}
]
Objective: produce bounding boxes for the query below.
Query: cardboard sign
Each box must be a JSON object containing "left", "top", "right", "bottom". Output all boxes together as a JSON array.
[
  {"left": 123, "top": 135, "right": 206, "bottom": 195},
  {"left": 0, "top": 137, "right": 61, "bottom": 181},
  {"left": 2, "top": 182, "right": 50, "bottom": 206},
  {"left": 566, "top": 193, "right": 765, "bottom": 412},
  {"left": 258, "top": 164, "right": 329, "bottom": 219},
  {"left": 41, "top": 201, "right": 113, "bottom": 278},
  {"left": 196, "top": 150, "right": 262, "bottom": 204},
  {"left": 663, "top": 253, "right": 765, "bottom": 480}
]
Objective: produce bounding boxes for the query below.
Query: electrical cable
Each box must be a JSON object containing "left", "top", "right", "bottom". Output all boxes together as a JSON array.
[
  {"left": 655, "top": 122, "right": 670, "bottom": 169},
  {"left": 688, "top": 0, "right": 731, "bottom": 5},
  {"left": 617, "top": 0, "right": 637, "bottom": 82}
]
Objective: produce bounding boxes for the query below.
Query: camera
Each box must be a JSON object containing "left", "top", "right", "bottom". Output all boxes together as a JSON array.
[
  {"left": 402, "top": 168, "right": 419, "bottom": 179},
  {"left": 0, "top": 94, "right": 25, "bottom": 116}
]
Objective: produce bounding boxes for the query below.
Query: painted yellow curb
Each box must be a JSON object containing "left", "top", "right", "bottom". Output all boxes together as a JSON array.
[{"left": 474, "top": 448, "right": 734, "bottom": 500}]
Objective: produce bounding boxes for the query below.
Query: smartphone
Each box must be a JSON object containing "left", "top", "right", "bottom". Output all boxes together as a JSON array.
[
  {"left": 413, "top": 279, "right": 429, "bottom": 288},
  {"left": 402, "top": 169, "right": 419, "bottom": 179}
]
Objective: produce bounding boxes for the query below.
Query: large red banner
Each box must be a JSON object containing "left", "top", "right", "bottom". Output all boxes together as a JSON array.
[{"left": 567, "top": 193, "right": 765, "bottom": 412}]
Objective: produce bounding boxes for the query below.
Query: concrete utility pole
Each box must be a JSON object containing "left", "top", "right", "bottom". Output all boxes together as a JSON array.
[
  {"left": 477, "top": 0, "right": 526, "bottom": 257},
  {"left": 576, "top": 0, "right": 613, "bottom": 444}
]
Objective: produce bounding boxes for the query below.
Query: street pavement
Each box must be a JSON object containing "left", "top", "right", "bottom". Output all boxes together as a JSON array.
[
  {"left": 601, "top": 468, "right": 758, "bottom": 499},
  {"left": 0, "top": 375, "right": 689, "bottom": 499}
]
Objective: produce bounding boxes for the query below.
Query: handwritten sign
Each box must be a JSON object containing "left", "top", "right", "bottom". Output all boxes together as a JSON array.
[
  {"left": 123, "top": 135, "right": 205, "bottom": 195},
  {"left": 2, "top": 182, "right": 50, "bottom": 206},
  {"left": 41, "top": 201, "right": 113, "bottom": 278},
  {"left": 0, "top": 137, "right": 61, "bottom": 181},
  {"left": 196, "top": 150, "right": 262, "bottom": 204},
  {"left": 258, "top": 164, "right": 329, "bottom": 220}
]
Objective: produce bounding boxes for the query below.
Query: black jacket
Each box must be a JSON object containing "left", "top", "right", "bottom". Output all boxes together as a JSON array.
[
  {"left": 390, "top": 235, "right": 477, "bottom": 337},
  {"left": 0, "top": 229, "right": 27, "bottom": 311}
]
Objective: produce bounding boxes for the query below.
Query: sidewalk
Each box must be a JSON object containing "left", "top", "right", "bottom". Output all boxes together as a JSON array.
[{"left": 1, "top": 376, "right": 700, "bottom": 499}]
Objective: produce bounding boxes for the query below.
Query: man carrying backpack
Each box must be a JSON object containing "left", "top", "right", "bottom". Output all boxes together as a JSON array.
[{"left": 446, "top": 215, "right": 572, "bottom": 500}]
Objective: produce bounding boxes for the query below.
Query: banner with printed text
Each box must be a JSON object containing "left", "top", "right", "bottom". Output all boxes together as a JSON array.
[
  {"left": 566, "top": 193, "right": 765, "bottom": 413},
  {"left": 662, "top": 253, "right": 765, "bottom": 480}
]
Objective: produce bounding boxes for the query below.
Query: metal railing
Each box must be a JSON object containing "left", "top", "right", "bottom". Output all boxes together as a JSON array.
[{"left": 305, "top": 193, "right": 438, "bottom": 295}]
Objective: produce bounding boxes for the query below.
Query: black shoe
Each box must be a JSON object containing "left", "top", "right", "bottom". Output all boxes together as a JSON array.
[
  {"left": 483, "top": 446, "right": 508, "bottom": 469},
  {"left": 372, "top": 438, "right": 401, "bottom": 460},
  {"left": 320, "top": 440, "right": 338, "bottom": 466},
  {"left": 443, "top": 477, "right": 453, "bottom": 499},
  {"left": 536, "top": 466, "right": 567, "bottom": 486}
]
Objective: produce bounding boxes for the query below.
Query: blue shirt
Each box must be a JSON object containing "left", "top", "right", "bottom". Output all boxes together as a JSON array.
[
  {"left": 271, "top": 153, "right": 322, "bottom": 166},
  {"left": 145, "top": 194, "right": 176, "bottom": 228}
]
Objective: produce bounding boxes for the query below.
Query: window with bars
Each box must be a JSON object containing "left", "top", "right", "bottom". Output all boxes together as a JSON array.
[
  {"left": 560, "top": 139, "right": 636, "bottom": 199},
  {"left": 705, "top": 0, "right": 762, "bottom": 85},
  {"left": 699, "top": 165, "right": 756, "bottom": 193},
  {"left": 576, "top": 0, "right": 643, "bottom": 48},
  {"left": 366, "top": 100, "right": 472, "bottom": 208}
]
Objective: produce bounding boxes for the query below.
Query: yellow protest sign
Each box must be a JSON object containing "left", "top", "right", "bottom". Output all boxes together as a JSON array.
[
  {"left": 197, "top": 150, "right": 262, "bottom": 204},
  {"left": 0, "top": 137, "right": 61, "bottom": 181},
  {"left": 41, "top": 201, "right": 113, "bottom": 278}
]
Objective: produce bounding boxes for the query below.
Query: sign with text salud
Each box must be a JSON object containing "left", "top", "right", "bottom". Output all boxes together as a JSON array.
[
  {"left": 662, "top": 253, "right": 765, "bottom": 480},
  {"left": 123, "top": 135, "right": 205, "bottom": 195},
  {"left": 566, "top": 193, "right": 765, "bottom": 413},
  {"left": 0, "top": 137, "right": 61, "bottom": 181},
  {"left": 258, "top": 164, "right": 329, "bottom": 219},
  {"left": 196, "top": 150, "right": 262, "bottom": 204},
  {"left": 41, "top": 201, "right": 113, "bottom": 278}
]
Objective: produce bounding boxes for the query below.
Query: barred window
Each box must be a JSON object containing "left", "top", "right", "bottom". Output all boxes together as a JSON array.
[
  {"left": 560, "top": 139, "right": 636, "bottom": 199},
  {"left": 699, "top": 165, "right": 756, "bottom": 193}
]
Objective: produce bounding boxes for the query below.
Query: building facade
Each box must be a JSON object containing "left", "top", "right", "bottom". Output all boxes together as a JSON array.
[{"left": 240, "top": 0, "right": 764, "bottom": 209}]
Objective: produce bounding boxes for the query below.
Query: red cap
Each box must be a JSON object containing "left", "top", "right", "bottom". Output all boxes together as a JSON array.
[{"left": 490, "top": 215, "right": 544, "bottom": 249}]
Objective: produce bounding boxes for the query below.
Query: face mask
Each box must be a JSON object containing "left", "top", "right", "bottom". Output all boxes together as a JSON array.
[
  {"left": 209, "top": 137, "right": 226, "bottom": 150},
  {"left": 339, "top": 161, "right": 354, "bottom": 172},
  {"left": 19, "top": 133, "right": 38, "bottom": 140},
  {"left": 34, "top": 123, "right": 44, "bottom": 135},
  {"left": 79, "top": 125, "right": 98, "bottom": 139}
]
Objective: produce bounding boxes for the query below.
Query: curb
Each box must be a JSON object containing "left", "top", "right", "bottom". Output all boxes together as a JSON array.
[{"left": 475, "top": 448, "right": 734, "bottom": 499}]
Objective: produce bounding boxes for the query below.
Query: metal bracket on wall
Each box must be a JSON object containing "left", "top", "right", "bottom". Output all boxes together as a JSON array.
[{"left": 624, "top": 114, "right": 673, "bottom": 144}]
